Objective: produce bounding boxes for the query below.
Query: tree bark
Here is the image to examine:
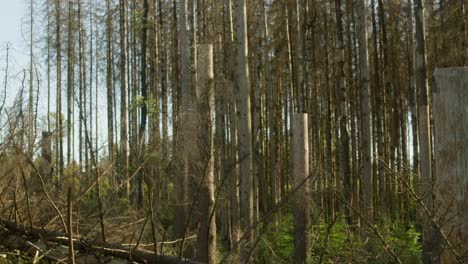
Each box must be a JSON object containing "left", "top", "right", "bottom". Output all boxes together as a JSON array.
[
  {"left": 0, "top": 218, "right": 204, "bottom": 264},
  {"left": 335, "top": 0, "right": 351, "bottom": 224},
  {"left": 194, "top": 44, "right": 217, "bottom": 264},
  {"left": 357, "top": 0, "right": 373, "bottom": 216},
  {"left": 119, "top": 0, "right": 129, "bottom": 197},
  {"left": 414, "top": 0, "right": 437, "bottom": 262},
  {"left": 292, "top": 113, "right": 311, "bottom": 264},
  {"left": 175, "top": 0, "right": 190, "bottom": 240},
  {"left": 433, "top": 68, "right": 468, "bottom": 263},
  {"left": 105, "top": 0, "right": 115, "bottom": 190},
  {"left": 234, "top": 0, "right": 254, "bottom": 253}
]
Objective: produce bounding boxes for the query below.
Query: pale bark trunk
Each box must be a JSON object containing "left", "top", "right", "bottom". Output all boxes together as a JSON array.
[
  {"left": 195, "top": 44, "right": 216, "bottom": 264},
  {"left": 433, "top": 68, "right": 468, "bottom": 263}
]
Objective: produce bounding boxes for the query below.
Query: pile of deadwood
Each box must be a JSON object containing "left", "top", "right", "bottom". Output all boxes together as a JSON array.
[{"left": 0, "top": 218, "right": 203, "bottom": 264}]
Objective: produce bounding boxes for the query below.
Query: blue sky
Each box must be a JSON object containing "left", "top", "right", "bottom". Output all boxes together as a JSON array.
[
  {"left": 0, "top": 0, "right": 29, "bottom": 102},
  {"left": 0, "top": 0, "right": 110, "bottom": 160},
  {"left": 0, "top": 1, "right": 25, "bottom": 46}
]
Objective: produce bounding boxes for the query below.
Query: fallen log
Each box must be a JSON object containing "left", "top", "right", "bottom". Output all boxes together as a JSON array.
[
  {"left": 0, "top": 218, "right": 204, "bottom": 264},
  {"left": 0, "top": 229, "right": 70, "bottom": 263}
]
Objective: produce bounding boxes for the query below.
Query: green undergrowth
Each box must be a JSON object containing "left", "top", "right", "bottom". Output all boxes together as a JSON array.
[{"left": 254, "top": 212, "right": 421, "bottom": 264}]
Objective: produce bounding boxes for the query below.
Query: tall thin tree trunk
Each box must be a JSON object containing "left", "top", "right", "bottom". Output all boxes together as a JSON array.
[
  {"left": 55, "top": 0, "right": 64, "bottom": 189},
  {"left": 137, "top": 0, "right": 149, "bottom": 209},
  {"left": 414, "top": 0, "right": 437, "bottom": 262},
  {"left": 28, "top": 0, "right": 34, "bottom": 160},
  {"left": 106, "top": 0, "right": 115, "bottom": 189},
  {"left": 224, "top": 0, "right": 240, "bottom": 248},
  {"left": 335, "top": 0, "right": 351, "bottom": 224},
  {"left": 357, "top": 0, "right": 373, "bottom": 216},
  {"left": 292, "top": 113, "right": 311, "bottom": 264},
  {"left": 158, "top": 0, "right": 168, "bottom": 212},
  {"left": 67, "top": 0, "right": 74, "bottom": 168},
  {"left": 234, "top": 0, "right": 254, "bottom": 256},
  {"left": 323, "top": 4, "right": 334, "bottom": 221},
  {"left": 175, "top": 0, "right": 190, "bottom": 240},
  {"left": 195, "top": 44, "right": 216, "bottom": 264},
  {"left": 119, "top": 0, "right": 129, "bottom": 197}
]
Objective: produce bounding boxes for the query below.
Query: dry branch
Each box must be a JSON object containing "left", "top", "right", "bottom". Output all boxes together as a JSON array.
[{"left": 0, "top": 218, "right": 204, "bottom": 264}]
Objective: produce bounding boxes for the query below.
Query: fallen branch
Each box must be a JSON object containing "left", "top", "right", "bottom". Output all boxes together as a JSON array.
[{"left": 0, "top": 218, "right": 204, "bottom": 264}]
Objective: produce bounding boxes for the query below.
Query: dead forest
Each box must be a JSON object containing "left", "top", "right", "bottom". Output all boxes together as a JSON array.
[{"left": 0, "top": 0, "right": 467, "bottom": 263}]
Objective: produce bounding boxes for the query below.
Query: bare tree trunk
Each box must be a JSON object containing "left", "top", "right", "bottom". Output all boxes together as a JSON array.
[
  {"left": 55, "top": 0, "right": 64, "bottom": 189},
  {"left": 234, "top": 0, "right": 254, "bottom": 256},
  {"left": 334, "top": 0, "right": 351, "bottom": 224},
  {"left": 78, "top": 0, "right": 86, "bottom": 175},
  {"left": 106, "top": 0, "right": 115, "bottom": 190},
  {"left": 194, "top": 44, "right": 216, "bottom": 264},
  {"left": 170, "top": 0, "right": 179, "bottom": 217},
  {"left": 130, "top": 0, "right": 138, "bottom": 206},
  {"left": 28, "top": 0, "right": 34, "bottom": 160},
  {"left": 158, "top": 0, "right": 168, "bottom": 213},
  {"left": 137, "top": 0, "right": 149, "bottom": 209},
  {"left": 370, "top": 0, "right": 385, "bottom": 217},
  {"left": 119, "top": 0, "right": 129, "bottom": 197},
  {"left": 175, "top": 0, "right": 190, "bottom": 240},
  {"left": 292, "top": 113, "right": 311, "bottom": 264},
  {"left": 323, "top": 5, "right": 334, "bottom": 221},
  {"left": 46, "top": 2, "right": 51, "bottom": 133},
  {"left": 223, "top": 0, "right": 240, "bottom": 248},
  {"left": 414, "top": 0, "right": 436, "bottom": 262},
  {"left": 67, "top": 0, "right": 74, "bottom": 168},
  {"left": 357, "top": 0, "right": 373, "bottom": 216}
]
